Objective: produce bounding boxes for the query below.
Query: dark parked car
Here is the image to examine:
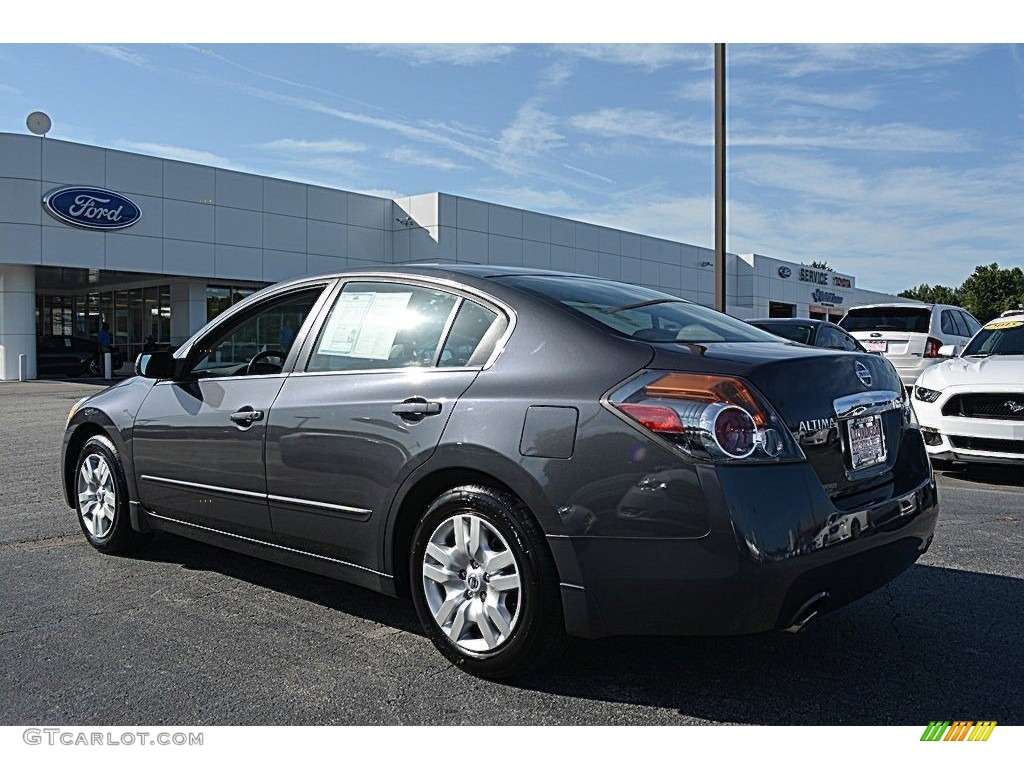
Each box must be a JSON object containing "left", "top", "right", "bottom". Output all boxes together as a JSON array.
[
  {"left": 37, "top": 336, "right": 124, "bottom": 377},
  {"left": 748, "top": 318, "right": 867, "bottom": 352},
  {"left": 62, "top": 266, "right": 938, "bottom": 678}
]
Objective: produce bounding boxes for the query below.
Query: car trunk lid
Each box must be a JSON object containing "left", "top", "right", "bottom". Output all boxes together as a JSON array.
[{"left": 648, "top": 343, "right": 907, "bottom": 504}]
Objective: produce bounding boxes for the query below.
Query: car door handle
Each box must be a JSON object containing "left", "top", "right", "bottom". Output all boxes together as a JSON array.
[
  {"left": 392, "top": 398, "right": 442, "bottom": 420},
  {"left": 229, "top": 408, "right": 265, "bottom": 425}
]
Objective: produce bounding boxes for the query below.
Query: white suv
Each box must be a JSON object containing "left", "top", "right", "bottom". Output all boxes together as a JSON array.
[{"left": 838, "top": 303, "right": 981, "bottom": 388}]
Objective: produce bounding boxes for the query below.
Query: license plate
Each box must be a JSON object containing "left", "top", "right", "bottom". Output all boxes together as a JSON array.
[
  {"left": 847, "top": 414, "right": 886, "bottom": 469},
  {"left": 863, "top": 340, "right": 887, "bottom": 352}
]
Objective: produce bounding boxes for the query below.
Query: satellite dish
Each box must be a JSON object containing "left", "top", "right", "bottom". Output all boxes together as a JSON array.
[{"left": 26, "top": 111, "right": 52, "bottom": 136}]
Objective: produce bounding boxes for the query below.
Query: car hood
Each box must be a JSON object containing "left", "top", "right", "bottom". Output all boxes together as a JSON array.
[{"left": 918, "top": 355, "right": 1024, "bottom": 389}]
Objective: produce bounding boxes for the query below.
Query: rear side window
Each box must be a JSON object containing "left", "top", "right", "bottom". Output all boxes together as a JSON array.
[
  {"left": 959, "top": 311, "right": 981, "bottom": 336},
  {"left": 941, "top": 310, "right": 957, "bottom": 335},
  {"left": 308, "top": 282, "right": 459, "bottom": 372},
  {"left": 752, "top": 323, "right": 812, "bottom": 344},
  {"left": 839, "top": 307, "right": 931, "bottom": 333},
  {"left": 439, "top": 301, "right": 506, "bottom": 367},
  {"left": 817, "top": 326, "right": 843, "bottom": 348}
]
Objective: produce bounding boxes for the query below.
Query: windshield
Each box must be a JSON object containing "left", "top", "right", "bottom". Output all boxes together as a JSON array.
[
  {"left": 961, "top": 318, "right": 1024, "bottom": 356},
  {"left": 751, "top": 323, "right": 812, "bottom": 344},
  {"left": 496, "top": 275, "right": 780, "bottom": 344},
  {"left": 839, "top": 306, "right": 931, "bottom": 333}
]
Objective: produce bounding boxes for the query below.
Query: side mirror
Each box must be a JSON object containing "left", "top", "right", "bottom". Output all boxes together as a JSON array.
[
  {"left": 135, "top": 350, "right": 177, "bottom": 379},
  {"left": 937, "top": 344, "right": 957, "bottom": 358}
]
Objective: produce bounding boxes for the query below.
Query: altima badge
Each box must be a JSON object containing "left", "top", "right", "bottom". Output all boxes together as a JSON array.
[{"left": 855, "top": 361, "right": 873, "bottom": 388}]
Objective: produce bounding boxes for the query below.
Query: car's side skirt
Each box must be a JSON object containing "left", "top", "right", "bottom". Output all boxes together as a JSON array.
[{"left": 137, "top": 505, "right": 397, "bottom": 596}]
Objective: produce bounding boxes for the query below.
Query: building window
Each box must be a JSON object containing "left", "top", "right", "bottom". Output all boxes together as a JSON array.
[
  {"left": 768, "top": 301, "right": 796, "bottom": 318},
  {"left": 207, "top": 284, "right": 259, "bottom": 321}
]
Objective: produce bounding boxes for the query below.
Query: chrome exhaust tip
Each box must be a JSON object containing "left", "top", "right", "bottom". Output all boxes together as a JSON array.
[{"left": 782, "top": 591, "right": 830, "bottom": 634}]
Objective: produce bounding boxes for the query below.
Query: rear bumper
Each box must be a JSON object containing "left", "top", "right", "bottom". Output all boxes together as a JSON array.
[
  {"left": 890, "top": 356, "right": 944, "bottom": 388},
  {"left": 553, "top": 462, "right": 938, "bottom": 639}
]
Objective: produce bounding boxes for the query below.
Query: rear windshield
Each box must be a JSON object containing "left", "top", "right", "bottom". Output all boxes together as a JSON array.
[
  {"left": 496, "top": 275, "right": 779, "bottom": 344},
  {"left": 839, "top": 306, "right": 931, "bottom": 333},
  {"left": 751, "top": 323, "right": 812, "bottom": 344}
]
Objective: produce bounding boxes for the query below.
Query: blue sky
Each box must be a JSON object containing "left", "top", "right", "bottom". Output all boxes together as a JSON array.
[{"left": 2, "top": 43, "right": 1023, "bottom": 293}]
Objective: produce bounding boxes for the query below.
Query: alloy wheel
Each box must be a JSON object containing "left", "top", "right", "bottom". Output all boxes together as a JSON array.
[
  {"left": 77, "top": 453, "right": 117, "bottom": 540},
  {"left": 421, "top": 512, "right": 522, "bottom": 653}
]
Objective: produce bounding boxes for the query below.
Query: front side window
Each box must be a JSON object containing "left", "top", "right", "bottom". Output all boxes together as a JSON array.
[{"left": 190, "top": 287, "right": 324, "bottom": 378}]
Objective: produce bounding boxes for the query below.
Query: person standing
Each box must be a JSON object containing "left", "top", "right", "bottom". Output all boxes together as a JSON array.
[{"left": 97, "top": 323, "right": 112, "bottom": 354}]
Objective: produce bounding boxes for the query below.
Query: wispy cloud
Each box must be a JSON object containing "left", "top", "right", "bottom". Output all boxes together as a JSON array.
[
  {"left": 80, "top": 44, "right": 146, "bottom": 67},
  {"left": 357, "top": 44, "right": 516, "bottom": 66},
  {"left": 571, "top": 108, "right": 707, "bottom": 145},
  {"left": 725, "top": 152, "right": 1024, "bottom": 288},
  {"left": 729, "top": 44, "right": 987, "bottom": 78},
  {"left": 558, "top": 44, "right": 708, "bottom": 71},
  {"left": 570, "top": 107, "right": 971, "bottom": 152},
  {"left": 114, "top": 140, "right": 236, "bottom": 167},
  {"left": 499, "top": 102, "right": 564, "bottom": 162},
  {"left": 563, "top": 163, "right": 614, "bottom": 184},
  {"left": 0, "top": 83, "right": 22, "bottom": 95},
  {"left": 259, "top": 138, "right": 366, "bottom": 153},
  {"left": 385, "top": 146, "right": 466, "bottom": 171},
  {"left": 677, "top": 78, "right": 882, "bottom": 112},
  {"left": 474, "top": 186, "right": 584, "bottom": 213}
]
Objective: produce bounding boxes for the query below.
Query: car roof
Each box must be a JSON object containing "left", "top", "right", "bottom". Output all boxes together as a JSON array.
[{"left": 844, "top": 302, "right": 932, "bottom": 310}]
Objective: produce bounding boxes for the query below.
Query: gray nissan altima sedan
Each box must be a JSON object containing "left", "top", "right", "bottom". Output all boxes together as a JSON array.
[{"left": 61, "top": 265, "right": 938, "bottom": 678}]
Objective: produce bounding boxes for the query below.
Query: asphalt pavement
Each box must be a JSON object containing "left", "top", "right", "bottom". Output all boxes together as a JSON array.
[{"left": 1, "top": 379, "right": 1021, "bottom": 725}]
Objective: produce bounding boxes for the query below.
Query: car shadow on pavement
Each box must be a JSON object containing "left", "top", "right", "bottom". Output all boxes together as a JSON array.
[
  {"left": 511, "top": 563, "right": 1024, "bottom": 724},
  {"left": 935, "top": 464, "right": 1023, "bottom": 489},
  {"left": 133, "top": 532, "right": 425, "bottom": 636},
  {"left": 135, "top": 535, "right": 1023, "bottom": 725}
]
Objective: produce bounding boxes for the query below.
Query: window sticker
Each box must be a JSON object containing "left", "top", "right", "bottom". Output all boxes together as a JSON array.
[
  {"left": 983, "top": 319, "right": 1023, "bottom": 330},
  {"left": 318, "top": 291, "right": 413, "bottom": 360}
]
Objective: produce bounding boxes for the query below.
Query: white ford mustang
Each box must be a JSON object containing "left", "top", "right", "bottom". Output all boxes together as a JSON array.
[{"left": 913, "top": 314, "right": 1024, "bottom": 467}]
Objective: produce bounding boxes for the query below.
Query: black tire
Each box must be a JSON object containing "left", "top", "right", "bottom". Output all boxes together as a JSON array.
[
  {"left": 409, "top": 485, "right": 568, "bottom": 679},
  {"left": 74, "top": 434, "right": 147, "bottom": 554},
  {"left": 86, "top": 356, "right": 101, "bottom": 377}
]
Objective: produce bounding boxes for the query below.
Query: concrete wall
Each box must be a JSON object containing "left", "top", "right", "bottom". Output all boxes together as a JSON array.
[{"left": 0, "top": 133, "right": 392, "bottom": 282}]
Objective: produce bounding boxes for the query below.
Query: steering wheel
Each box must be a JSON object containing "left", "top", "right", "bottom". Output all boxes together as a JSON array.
[{"left": 246, "top": 349, "right": 286, "bottom": 376}]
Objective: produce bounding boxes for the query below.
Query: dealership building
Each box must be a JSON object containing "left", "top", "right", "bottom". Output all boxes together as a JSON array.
[{"left": 0, "top": 131, "right": 908, "bottom": 380}]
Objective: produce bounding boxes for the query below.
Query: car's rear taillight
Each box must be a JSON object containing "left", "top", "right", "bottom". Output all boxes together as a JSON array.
[
  {"left": 924, "top": 337, "right": 942, "bottom": 358},
  {"left": 607, "top": 371, "right": 802, "bottom": 463}
]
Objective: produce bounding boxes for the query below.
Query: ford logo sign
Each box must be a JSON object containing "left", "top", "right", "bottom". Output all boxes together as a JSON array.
[
  {"left": 778, "top": 266, "right": 792, "bottom": 278},
  {"left": 42, "top": 186, "right": 142, "bottom": 231}
]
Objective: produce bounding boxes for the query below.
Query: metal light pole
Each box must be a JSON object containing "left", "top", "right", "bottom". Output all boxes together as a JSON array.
[{"left": 714, "top": 43, "right": 727, "bottom": 313}]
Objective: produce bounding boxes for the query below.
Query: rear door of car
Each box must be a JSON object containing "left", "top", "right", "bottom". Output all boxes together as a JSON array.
[{"left": 264, "top": 278, "right": 509, "bottom": 568}]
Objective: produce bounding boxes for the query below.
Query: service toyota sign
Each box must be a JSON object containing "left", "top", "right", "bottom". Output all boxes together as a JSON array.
[{"left": 42, "top": 186, "right": 142, "bottom": 231}]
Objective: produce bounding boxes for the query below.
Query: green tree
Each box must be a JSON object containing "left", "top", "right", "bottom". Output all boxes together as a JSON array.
[
  {"left": 959, "top": 263, "right": 1024, "bottom": 323},
  {"left": 898, "top": 283, "right": 963, "bottom": 306}
]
